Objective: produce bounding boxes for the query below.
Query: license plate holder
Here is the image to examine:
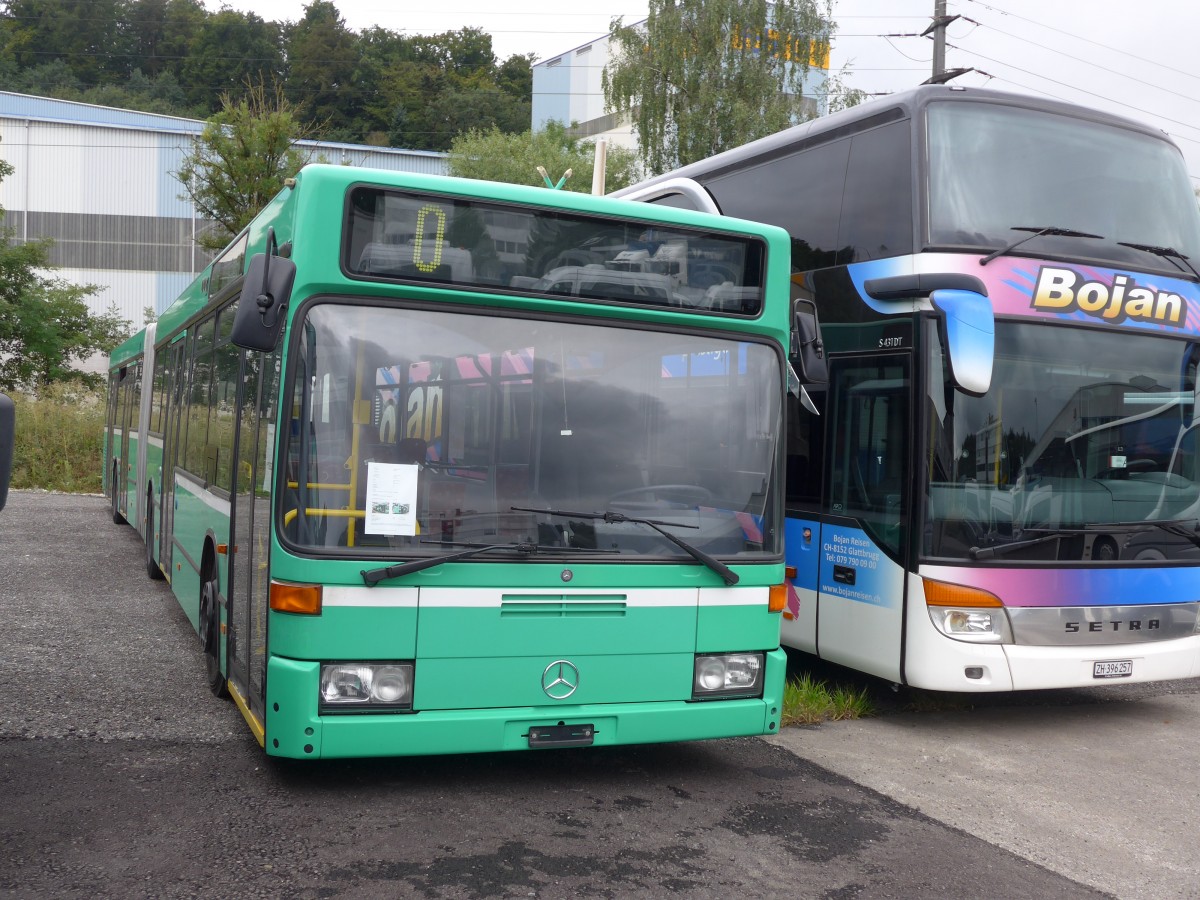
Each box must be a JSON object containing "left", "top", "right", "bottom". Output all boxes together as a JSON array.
[
  {"left": 528, "top": 723, "right": 595, "bottom": 748},
  {"left": 1093, "top": 659, "right": 1133, "bottom": 679}
]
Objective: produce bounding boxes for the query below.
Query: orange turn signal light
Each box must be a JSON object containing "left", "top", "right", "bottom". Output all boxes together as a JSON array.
[
  {"left": 269, "top": 580, "right": 323, "bottom": 615},
  {"left": 768, "top": 583, "right": 788, "bottom": 613},
  {"left": 923, "top": 579, "right": 1003, "bottom": 608}
]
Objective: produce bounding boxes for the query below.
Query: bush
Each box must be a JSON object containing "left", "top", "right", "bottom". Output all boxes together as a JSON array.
[{"left": 11, "top": 384, "right": 107, "bottom": 493}]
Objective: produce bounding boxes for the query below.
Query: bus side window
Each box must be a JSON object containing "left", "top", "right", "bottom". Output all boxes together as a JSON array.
[
  {"left": 785, "top": 390, "right": 825, "bottom": 513},
  {"left": 212, "top": 302, "right": 241, "bottom": 490},
  {"left": 184, "top": 315, "right": 216, "bottom": 479},
  {"left": 838, "top": 120, "right": 913, "bottom": 263},
  {"left": 705, "top": 139, "right": 850, "bottom": 271}
]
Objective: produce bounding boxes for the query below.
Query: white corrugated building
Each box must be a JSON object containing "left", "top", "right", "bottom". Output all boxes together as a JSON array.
[{"left": 0, "top": 92, "right": 448, "bottom": 330}]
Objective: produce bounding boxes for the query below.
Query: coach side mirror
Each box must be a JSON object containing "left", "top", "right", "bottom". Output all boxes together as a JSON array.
[
  {"left": 931, "top": 288, "right": 993, "bottom": 396},
  {"left": 791, "top": 299, "right": 828, "bottom": 386},
  {"left": 231, "top": 249, "right": 296, "bottom": 352},
  {"left": 0, "top": 393, "right": 14, "bottom": 512}
]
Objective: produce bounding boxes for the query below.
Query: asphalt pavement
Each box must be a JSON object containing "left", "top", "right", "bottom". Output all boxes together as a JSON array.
[
  {"left": 0, "top": 490, "right": 1171, "bottom": 897},
  {"left": 772, "top": 684, "right": 1200, "bottom": 899}
]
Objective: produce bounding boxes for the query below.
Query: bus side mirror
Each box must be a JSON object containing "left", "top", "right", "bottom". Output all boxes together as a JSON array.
[
  {"left": 792, "top": 299, "right": 828, "bottom": 386},
  {"left": 231, "top": 251, "right": 296, "bottom": 352},
  {"left": 931, "top": 288, "right": 993, "bottom": 396},
  {"left": 0, "top": 393, "right": 13, "bottom": 513}
]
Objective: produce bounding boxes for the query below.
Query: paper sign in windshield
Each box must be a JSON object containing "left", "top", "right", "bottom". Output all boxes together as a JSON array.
[{"left": 365, "top": 462, "right": 419, "bottom": 535}]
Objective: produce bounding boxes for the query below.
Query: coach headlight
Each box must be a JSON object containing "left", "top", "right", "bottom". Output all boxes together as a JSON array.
[
  {"left": 320, "top": 662, "right": 414, "bottom": 711},
  {"left": 692, "top": 653, "right": 764, "bottom": 699},
  {"left": 924, "top": 579, "right": 1013, "bottom": 643}
]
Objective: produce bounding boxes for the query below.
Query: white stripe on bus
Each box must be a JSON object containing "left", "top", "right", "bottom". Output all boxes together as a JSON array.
[
  {"left": 324, "top": 586, "right": 419, "bottom": 608},
  {"left": 312, "top": 585, "right": 769, "bottom": 609}
]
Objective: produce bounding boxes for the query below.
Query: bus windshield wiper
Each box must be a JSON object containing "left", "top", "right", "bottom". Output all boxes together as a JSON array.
[
  {"left": 361, "top": 540, "right": 541, "bottom": 585},
  {"left": 971, "top": 519, "right": 1200, "bottom": 559},
  {"left": 511, "top": 505, "right": 740, "bottom": 586},
  {"left": 1117, "top": 241, "right": 1200, "bottom": 280},
  {"left": 969, "top": 528, "right": 1082, "bottom": 559},
  {"left": 980, "top": 226, "right": 1103, "bottom": 266},
  {"left": 1092, "top": 518, "right": 1200, "bottom": 550},
  {"left": 360, "top": 537, "right": 621, "bottom": 586}
]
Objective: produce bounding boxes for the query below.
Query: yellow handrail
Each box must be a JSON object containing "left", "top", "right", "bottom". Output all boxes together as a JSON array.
[{"left": 283, "top": 508, "right": 365, "bottom": 527}]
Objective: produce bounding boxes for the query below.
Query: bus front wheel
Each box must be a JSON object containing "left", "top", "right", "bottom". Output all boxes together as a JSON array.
[{"left": 200, "top": 575, "right": 229, "bottom": 699}]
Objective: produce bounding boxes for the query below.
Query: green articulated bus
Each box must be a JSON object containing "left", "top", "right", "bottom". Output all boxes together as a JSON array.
[{"left": 105, "top": 164, "right": 824, "bottom": 759}]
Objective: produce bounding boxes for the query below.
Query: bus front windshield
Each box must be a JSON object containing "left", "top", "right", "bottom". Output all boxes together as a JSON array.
[
  {"left": 926, "top": 101, "right": 1200, "bottom": 277},
  {"left": 924, "top": 321, "right": 1200, "bottom": 563},
  {"left": 282, "top": 304, "right": 782, "bottom": 561}
]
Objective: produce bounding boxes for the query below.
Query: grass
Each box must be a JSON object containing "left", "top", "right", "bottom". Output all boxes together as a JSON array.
[
  {"left": 10, "top": 384, "right": 107, "bottom": 493},
  {"left": 781, "top": 672, "right": 875, "bottom": 726}
]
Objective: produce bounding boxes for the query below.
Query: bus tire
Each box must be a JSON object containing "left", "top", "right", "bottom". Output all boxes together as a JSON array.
[
  {"left": 145, "top": 498, "right": 164, "bottom": 581},
  {"left": 111, "top": 464, "right": 125, "bottom": 525},
  {"left": 200, "top": 574, "right": 229, "bottom": 699}
]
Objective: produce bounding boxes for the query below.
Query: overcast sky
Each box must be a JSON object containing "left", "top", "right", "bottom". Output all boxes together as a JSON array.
[{"left": 210, "top": 1, "right": 1200, "bottom": 182}]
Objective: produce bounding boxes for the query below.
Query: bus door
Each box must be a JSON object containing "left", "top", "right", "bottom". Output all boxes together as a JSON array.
[
  {"left": 114, "top": 365, "right": 135, "bottom": 517},
  {"left": 229, "top": 346, "right": 262, "bottom": 702},
  {"left": 819, "top": 355, "right": 911, "bottom": 682},
  {"left": 105, "top": 369, "right": 120, "bottom": 495},
  {"left": 231, "top": 345, "right": 279, "bottom": 716},
  {"left": 160, "top": 333, "right": 190, "bottom": 575}
]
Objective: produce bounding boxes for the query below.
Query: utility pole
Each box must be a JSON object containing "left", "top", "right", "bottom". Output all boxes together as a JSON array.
[
  {"left": 931, "top": 0, "right": 947, "bottom": 79},
  {"left": 921, "top": 1, "right": 971, "bottom": 85}
]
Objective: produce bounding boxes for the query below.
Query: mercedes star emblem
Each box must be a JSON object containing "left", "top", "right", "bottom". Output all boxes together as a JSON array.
[{"left": 541, "top": 660, "right": 579, "bottom": 700}]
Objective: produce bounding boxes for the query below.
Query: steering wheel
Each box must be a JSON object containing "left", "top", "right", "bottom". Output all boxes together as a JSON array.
[
  {"left": 607, "top": 484, "right": 714, "bottom": 509},
  {"left": 691, "top": 265, "right": 736, "bottom": 289}
]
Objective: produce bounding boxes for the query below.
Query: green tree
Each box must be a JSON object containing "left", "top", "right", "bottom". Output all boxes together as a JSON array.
[
  {"left": 0, "top": 159, "right": 128, "bottom": 390},
  {"left": 380, "top": 28, "right": 532, "bottom": 152},
  {"left": 284, "top": 0, "right": 360, "bottom": 139},
  {"left": 447, "top": 121, "right": 640, "bottom": 193},
  {"left": 174, "top": 80, "right": 311, "bottom": 252},
  {"left": 125, "top": 0, "right": 207, "bottom": 81},
  {"left": 496, "top": 53, "right": 535, "bottom": 99},
  {"left": 177, "top": 8, "right": 283, "bottom": 114},
  {"left": 602, "top": 0, "right": 836, "bottom": 175},
  {"left": 2, "top": 0, "right": 133, "bottom": 86}
]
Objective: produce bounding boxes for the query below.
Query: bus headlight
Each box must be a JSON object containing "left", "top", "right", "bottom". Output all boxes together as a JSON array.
[
  {"left": 927, "top": 607, "right": 1013, "bottom": 643},
  {"left": 319, "top": 662, "right": 414, "bottom": 711},
  {"left": 924, "top": 579, "right": 1013, "bottom": 643},
  {"left": 692, "top": 653, "right": 764, "bottom": 699}
]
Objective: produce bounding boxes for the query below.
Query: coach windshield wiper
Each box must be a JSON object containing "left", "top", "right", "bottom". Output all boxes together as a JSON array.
[
  {"left": 971, "top": 520, "right": 1200, "bottom": 560},
  {"left": 968, "top": 527, "right": 1088, "bottom": 560},
  {"left": 979, "top": 226, "right": 1103, "bottom": 266},
  {"left": 511, "top": 505, "right": 740, "bottom": 586},
  {"left": 1117, "top": 241, "right": 1200, "bottom": 280},
  {"left": 1093, "top": 518, "right": 1200, "bottom": 550}
]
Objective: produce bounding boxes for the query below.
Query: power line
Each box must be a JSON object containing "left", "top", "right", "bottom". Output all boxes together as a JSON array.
[
  {"left": 962, "top": 10, "right": 1200, "bottom": 110},
  {"left": 943, "top": 39, "right": 1200, "bottom": 140},
  {"left": 962, "top": 0, "right": 1200, "bottom": 84}
]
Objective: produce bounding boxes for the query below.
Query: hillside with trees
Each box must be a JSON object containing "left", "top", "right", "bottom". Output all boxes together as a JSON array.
[{"left": 0, "top": 0, "right": 533, "bottom": 150}]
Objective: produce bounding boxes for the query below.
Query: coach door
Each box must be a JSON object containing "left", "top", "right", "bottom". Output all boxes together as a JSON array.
[{"left": 818, "top": 354, "right": 911, "bottom": 682}]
